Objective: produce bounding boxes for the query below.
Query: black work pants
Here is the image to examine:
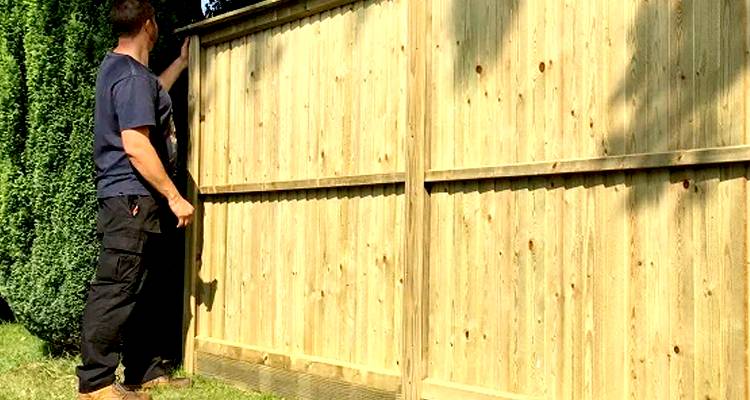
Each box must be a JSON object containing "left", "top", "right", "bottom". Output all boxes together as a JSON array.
[{"left": 76, "top": 195, "right": 169, "bottom": 393}]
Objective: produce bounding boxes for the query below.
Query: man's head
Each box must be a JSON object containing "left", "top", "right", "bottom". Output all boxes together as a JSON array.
[{"left": 111, "top": 0, "right": 158, "bottom": 50}]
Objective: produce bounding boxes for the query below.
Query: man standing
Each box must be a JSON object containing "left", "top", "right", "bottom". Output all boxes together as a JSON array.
[{"left": 76, "top": 0, "right": 194, "bottom": 399}]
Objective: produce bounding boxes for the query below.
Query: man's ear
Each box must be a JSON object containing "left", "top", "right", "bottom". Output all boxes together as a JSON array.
[
  {"left": 143, "top": 18, "right": 158, "bottom": 45},
  {"left": 143, "top": 19, "right": 153, "bottom": 35}
]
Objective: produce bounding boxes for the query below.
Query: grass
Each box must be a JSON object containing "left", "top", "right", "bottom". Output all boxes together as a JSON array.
[{"left": 0, "top": 323, "right": 279, "bottom": 400}]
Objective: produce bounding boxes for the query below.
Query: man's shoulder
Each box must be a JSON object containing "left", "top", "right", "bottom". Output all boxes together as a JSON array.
[{"left": 99, "top": 53, "right": 157, "bottom": 88}]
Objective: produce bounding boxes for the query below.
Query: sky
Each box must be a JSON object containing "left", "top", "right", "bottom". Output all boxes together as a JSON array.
[{"left": 200, "top": 0, "right": 209, "bottom": 13}]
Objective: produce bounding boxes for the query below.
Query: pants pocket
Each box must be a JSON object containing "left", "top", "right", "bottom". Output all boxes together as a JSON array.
[
  {"left": 101, "top": 232, "right": 146, "bottom": 254},
  {"left": 95, "top": 233, "right": 147, "bottom": 295}
]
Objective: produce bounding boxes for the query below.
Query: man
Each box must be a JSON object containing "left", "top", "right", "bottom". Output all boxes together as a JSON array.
[{"left": 76, "top": 0, "right": 195, "bottom": 399}]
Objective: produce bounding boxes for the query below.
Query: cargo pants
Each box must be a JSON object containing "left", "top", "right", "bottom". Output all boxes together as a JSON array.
[{"left": 76, "top": 195, "right": 170, "bottom": 393}]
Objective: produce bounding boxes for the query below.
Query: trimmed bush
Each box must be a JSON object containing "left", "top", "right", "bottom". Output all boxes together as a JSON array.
[
  {"left": 0, "top": 0, "right": 32, "bottom": 318},
  {"left": 4, "top": 0, "right": 111, "bottom": 350}
]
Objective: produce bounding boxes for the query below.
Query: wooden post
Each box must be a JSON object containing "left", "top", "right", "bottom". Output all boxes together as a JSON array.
[
  {"left": 183, "top": 34, "right": 202, "bottom": 374},
  {"left": 404, "top": 0, "right": 429, "bottom": 399}
]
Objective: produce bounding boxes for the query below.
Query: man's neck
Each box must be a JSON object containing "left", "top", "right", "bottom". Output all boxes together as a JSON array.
[{"left": 113, "top": 37, "right": 150, "bottom": 67}]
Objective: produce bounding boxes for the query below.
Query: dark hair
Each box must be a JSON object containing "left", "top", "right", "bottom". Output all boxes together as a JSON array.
[{"left": 111, "top": 0, "right": 155, "bottom": 37}]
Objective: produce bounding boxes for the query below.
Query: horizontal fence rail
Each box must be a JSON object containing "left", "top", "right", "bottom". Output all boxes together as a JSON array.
[
  {"left": 200, "top": 172, "right": 406, "bottom": 196},
  {"left": 425, "top": 145, "right": 750, "bottom": 183},
  {"left": 198, "top": 146, "right": 750, "bottom": 196}
]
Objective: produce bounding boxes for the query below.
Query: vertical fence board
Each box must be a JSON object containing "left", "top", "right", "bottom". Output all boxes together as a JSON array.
[
  {"left": 404, "top": 0, "right": 428, "bottom": 398},
  {"left": 183, "top": 33, "right": 202, "bottom": 373}
]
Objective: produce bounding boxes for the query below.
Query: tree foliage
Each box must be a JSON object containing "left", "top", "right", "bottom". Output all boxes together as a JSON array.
[{"left": 205, "top": 0, "right": 264, "bottom": 17}]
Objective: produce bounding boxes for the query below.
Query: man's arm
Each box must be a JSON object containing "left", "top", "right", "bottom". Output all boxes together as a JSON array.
[
  {"left": 122, "top": 127, "right": 194, "bottom": 227},
  {"left": 159, "top": 38, "right": 190, "bottom": 91}
]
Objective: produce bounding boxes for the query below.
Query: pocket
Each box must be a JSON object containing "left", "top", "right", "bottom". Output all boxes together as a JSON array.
[
  {"left": 96, "top": 232, "right": 146, "bottom": 285},
  {"left": 98, "top": 196, "right": 162, "bottom": 235},
  {"left": 95, "top": 249, "right": 143, "bottom": 288},
  {"left": 133, "top": 196, "right": 162, "bottom": 233},
  {"left": 114, "top": 253, "right": 144, "bottom": 294},
  {"left": 102, "top": 231, "right": 146, "bottom": 254}
]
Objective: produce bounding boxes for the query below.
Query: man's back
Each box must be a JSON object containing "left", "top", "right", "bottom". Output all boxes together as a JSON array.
[{"left": 94, "top": 52, "right": 160, "bottom": 199}]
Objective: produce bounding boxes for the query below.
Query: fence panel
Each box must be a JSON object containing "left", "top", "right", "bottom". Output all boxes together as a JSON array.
[
  {"left": 428, "top": 0, "right": 749, "bottom": 170},
  {"left": 424, "top": 167, "right": 749, "bottom": 399},
  {"left": 181, "top": 0, "right": 750, "bottom": 399},
  {"left": 198, "top": 0, "right": 407, "bottom": 190},
  {"left": 195, "top": 187, "right": 405, "bottom": 392}
]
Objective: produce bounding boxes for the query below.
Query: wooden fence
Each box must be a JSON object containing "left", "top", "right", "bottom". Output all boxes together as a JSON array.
[{"left": 178, "top": 0, "right": 750, "bottom": 399}]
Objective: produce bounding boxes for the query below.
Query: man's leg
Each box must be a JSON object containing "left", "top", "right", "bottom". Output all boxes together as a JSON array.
[
  {"left": 121, "top": 233, "right": 168, "bottom": 385},
  {"left": 76, "top": 240, "right": 148, "bottom": 393}
]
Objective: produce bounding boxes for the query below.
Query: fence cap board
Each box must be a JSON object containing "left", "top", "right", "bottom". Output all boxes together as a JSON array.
[
  {"left": 175, "top": 0, "right": 292, "bottom": 35},
  {"left": 175, "top": 0, "right": 358, "bottom": 43}
]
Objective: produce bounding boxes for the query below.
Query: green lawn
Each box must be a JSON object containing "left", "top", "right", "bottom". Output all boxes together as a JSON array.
[{"left": 0, "top": 323, "right": 279, "bottom": 400}]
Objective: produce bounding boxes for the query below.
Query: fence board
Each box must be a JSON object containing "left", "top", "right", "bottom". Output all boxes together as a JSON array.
[{"left": 183, "top": 33, "right": 203, "bottom": 373}]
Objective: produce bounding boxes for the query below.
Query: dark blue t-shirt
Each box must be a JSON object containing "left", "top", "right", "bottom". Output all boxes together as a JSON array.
[{"left": 94, "top": 52, "right": 178, "bottom": 198}]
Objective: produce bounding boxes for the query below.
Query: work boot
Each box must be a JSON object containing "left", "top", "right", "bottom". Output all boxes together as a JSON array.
[
  {"left": 124, "top": 375, "right": 192, "bottom": 391},
  {"left": 78, "top": 383, "right": 151, "bottom": 400}
]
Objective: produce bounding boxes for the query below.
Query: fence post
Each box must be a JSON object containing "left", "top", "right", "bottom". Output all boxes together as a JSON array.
[
  {"left": 404, "top": 0, "right": 430, "bottom": 399},
  {"left": 183, "top": 34, "right": 202, "bottom": 374}
]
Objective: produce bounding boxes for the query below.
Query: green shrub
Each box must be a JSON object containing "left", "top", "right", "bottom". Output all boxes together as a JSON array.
[
  {"left": 0, "top": 0, "right": 32, "bottom": 320},
  {"left": 2, "top": 0, "right": 108, "bottom": 350}
]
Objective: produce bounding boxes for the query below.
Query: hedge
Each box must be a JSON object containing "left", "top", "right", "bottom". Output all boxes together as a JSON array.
[{"left": 0, "top": 0, "right": 32, "bottom": 326}]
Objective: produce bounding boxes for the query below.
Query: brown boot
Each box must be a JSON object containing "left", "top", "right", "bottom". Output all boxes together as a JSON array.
[
  {"left": 78, "top": 383, "right": 151, "bottom": 400},
  {"left": 124, "top": 375, "right": 192, "bottom": 391}
]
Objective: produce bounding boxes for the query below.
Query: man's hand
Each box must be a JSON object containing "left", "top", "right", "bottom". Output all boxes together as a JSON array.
[
  {"left": 169, "top": 195, "right": 195, "bottom": 228},
  {"left": 178, "top": 37, "right": 190, "bottom": 67}
]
